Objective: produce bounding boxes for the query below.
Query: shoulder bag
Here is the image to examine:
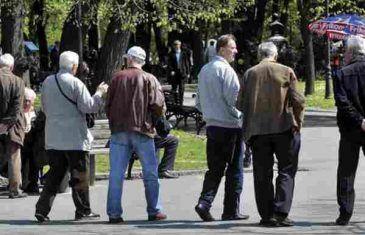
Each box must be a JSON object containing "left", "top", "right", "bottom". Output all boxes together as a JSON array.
[{"left": 54, "top": 74, "right": 95, "bottom": 128}]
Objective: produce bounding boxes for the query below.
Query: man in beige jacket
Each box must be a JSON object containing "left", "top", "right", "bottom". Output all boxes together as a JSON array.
[
  {"left": 237, "top": 42, "right": 305, "bottom": 227},
  {"left": 0, "top": 53, "right": 27, "bottom": 199}
]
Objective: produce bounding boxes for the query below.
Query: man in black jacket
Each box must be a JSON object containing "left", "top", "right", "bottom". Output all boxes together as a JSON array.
[
  {"left": 334, "top": 35, "right": 365, "bottom": 226},
  {"left": 167, "top": 40, "right": 192, "bottom": 105}
]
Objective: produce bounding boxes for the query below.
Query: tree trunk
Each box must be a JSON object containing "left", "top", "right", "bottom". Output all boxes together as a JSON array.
[
  {"left": 297, "top": 0, "right": 315, "bottom": 95},
  {"left": 87, "top": 0, "right": 101, "bottom": 51},
  {"left": 1, "top": 0, "right": 25, "bottom": 59},
  {"left": 88, "top": 22, "right": 99, "bottom": 51},
  {"left": 31, "top": 0, "right": 49, "bottom": 71},
  {"left": 59, "top": 2, "right": 92, "bottom": 57},
  {"left": 94, "top": 16, "right": 131, "bottom": 87},
  {"left": 234, "top": 0, "right": 268, "bottom": 73},
  {"left": 190, "top": 29, "right": 204, "bottom": 80},
  {"left": 153, "top": 23, "right": 168, "bottom": 64},
  {"left": 134, "top": 22, "right": 152, "bottom": 67}
]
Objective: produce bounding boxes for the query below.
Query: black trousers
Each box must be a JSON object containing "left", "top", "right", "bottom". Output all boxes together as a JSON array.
[
  {"left": 35, "top": 150, "right": 91, "bottom": 216},
  {"left": 155, "top": 135, "right": 179, "bottom": 172},
  {"left": 198, "top": 126, "right": 243, "bottom": 216},
  {"left": 337, "top": 132, "right": 365, "bottom": 217},
  {"left": 170, "top": 73, "right": 185, "bottom": 105},
  {"left": 250, "top": 130, "right": 300, "bottom": 220},
  {"left": 21, "top": 134, "right": 39, "bottom": 190},
  {"left": 21, "top": 149, "right": 39, "bottom": 190}
]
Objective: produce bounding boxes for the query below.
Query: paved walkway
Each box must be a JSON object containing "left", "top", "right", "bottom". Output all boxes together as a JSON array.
[{"left": 1, "top": 126, "right": 365, "bottom": 234}]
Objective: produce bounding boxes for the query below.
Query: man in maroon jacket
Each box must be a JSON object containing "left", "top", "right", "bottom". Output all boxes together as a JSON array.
[{"left": 105, "top": 46, "right": 166, "bottom": 223}]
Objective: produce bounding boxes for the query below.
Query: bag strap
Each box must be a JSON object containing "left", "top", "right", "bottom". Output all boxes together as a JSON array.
[{"left": 54, "top": 74, "right": 77, "bottom": 106}]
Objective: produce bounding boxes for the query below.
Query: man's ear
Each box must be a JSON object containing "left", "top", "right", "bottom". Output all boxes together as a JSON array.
[{"left": 72, "top": 64, "right": 79, "bottom": 75}]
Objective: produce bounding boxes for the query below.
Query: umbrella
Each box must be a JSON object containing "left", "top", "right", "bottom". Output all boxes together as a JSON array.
[{"left": 309, "top": 14, "right": 365, "bottom": 40}]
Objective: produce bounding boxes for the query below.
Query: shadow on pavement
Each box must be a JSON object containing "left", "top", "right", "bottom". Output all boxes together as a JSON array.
[
  {"left": 303, "top": 116, "right": 337, "bottom": 128},
  {"left": 174, "top": 115, "right": 337, "bottom": 135},
  {"left": 0, "top": 220, "right": 113, "bottom": 226}
]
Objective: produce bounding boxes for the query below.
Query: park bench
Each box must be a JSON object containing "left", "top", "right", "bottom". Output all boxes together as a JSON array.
[
  {"left": 88, "top": 90, "right": 207, "bottom": 184},
  {"left": 88, "top": 120, "right": 142, "bottom": 185},
  {"left": 163, "top": 89, "right": 206, "bottom": 135},
  {"left": 89, "top": 120, "right": 110, "bottom": 185}
]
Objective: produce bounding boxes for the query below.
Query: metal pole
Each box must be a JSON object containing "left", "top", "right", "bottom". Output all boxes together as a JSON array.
[{"left": 324, "top": 0, "right": 332, "bottom": 99}]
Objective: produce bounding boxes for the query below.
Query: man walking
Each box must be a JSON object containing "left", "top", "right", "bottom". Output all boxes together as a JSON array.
[
  {"left": 167, "top": 40, "right": 192, "bottom": 105},
  {"left": 106, "top": 46, "right": 166, "bottom": 223},
  {"left": 0, "top": 53, "right": 27, "bottom": 198},
  {"left": 35, "top": 51, "right": 108, "bottom": 222},
  {"left": 237, "top": 42, "right": 305, "bottom": 227},
  {"left": 194, "top": 34, "right": 248, "bottom": 222},
  {"left": 334, "top": 35, "right": 365, "bottom": 226}
]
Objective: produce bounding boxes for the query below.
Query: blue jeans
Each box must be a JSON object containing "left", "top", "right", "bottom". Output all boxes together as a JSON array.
[{"left": 107, "top": 131, "right": 161, "bottom": 218}]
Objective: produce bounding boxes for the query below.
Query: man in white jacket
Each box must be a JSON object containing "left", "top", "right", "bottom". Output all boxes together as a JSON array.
[{"left": 35, "top": 51, "right": 108, "bottom": 223}]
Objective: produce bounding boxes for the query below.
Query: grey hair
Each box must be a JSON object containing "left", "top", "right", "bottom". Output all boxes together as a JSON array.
[
  {"left": 127, "top": 55, "right": 145, "bottom": 66},
  {"left": 258, "top": 42, "right": 278, "bottom": 59},
  {"left": 346, "top": 35, "right": 365, "bottom": 60},
  {"left": 59, "top": 51, "right": 79, "bottom": 72},
  {"left": 0, "top": 53, "right": 15, "bottom": 68}
]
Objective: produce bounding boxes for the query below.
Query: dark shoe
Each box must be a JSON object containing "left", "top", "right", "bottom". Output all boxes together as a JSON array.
[
  {"left": 35, "top": 213, "right": 50, "bottom": 223},
  {"left": 148, "top": 212, "right": 167, "bottom": 221},
  {"left": 336, "top": 214, "right": 351, "bottom": 226},
  {"left": 109, "top": 217, "right": 124, "bottom": 224},
  {"left": 259, "top": 217, "right": 278, "bottom": 227},
  {"left": 274, "top": 214, "right": 294, "bottom": 227},
  {"left": 9, "top": 191, "right": 27, "bottom": 199},
  {"left": 24, "top": 185, "right": 40, "bottom": 195},
  {"left": 222, "top": 213, "right": 249, "bottom": 221},
  {"left": 158, "top": 170, "right": 178, "bottom": 179},
  {"left": 75, "top": 211, "right": 100, "bottom": 221},
  {"left": 277, "top": 217, "right": 294, "bottom": 226},
  {"left": 195, "top": 204, "right": 215, "bottom": 222}
]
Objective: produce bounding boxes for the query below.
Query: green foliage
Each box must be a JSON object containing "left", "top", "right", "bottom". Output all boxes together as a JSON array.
[
  {"left": 44, "top": 0, "right": 74, "bottom": 43},
  {"left": 34, "top": 93, "right": 41, "bottom": 109},
  {"left": 298, "top": 80, "right": 335, "bottom": 110},
  {"left": 22, "top": 0, "right": 73, "bottom": 44},
  {"left": 310, "top": 0, "right": 365, "bottom": 21},
  {"left": 97, "top": 0, "right": 254, "bottom": 31}
]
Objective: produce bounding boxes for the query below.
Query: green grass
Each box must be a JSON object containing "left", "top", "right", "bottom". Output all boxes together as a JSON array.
[
  {"left": 34, "top": 95, "right": 41, "bottom": 109},
  {"left": 297, "top": 80, "right": 335, "bottom": 110},
  {"left": 96, "top": 130, "right": 207, "bottom": 173},
  {"left": 184, "top": 84, "right": 198, "bottom": 92}
]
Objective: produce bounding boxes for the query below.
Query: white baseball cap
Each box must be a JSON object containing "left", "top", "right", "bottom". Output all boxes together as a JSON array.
[{"left": 123, "top": 46, "right": 146, "bottom": 61}]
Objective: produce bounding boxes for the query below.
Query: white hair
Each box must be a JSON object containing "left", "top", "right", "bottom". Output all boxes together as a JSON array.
[
  {"left": 59, "top": 51, "right": 79, "bottom": 72},
  {"left": 128, "top": 55, "right": 145, "bottom": 65},
  {"left": 24, "top": 87, "right": 37, "bottom": 101},
  {"left": 258, "top": 42, "right": 278, "bottom": 59},
  {"left": 346, "top": 35, "right": 365, "bottom": 59},
  {"left": 0, "top": 53, "right": 15, "bottom": 68}
]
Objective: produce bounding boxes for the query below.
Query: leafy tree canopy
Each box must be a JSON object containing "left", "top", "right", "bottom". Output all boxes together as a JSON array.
[
  {"left": 311, "top": 0, "right": 365, "bottom": 20},
  {"left": 98, "top": 0, "right": 254, "bottom": 31}
]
